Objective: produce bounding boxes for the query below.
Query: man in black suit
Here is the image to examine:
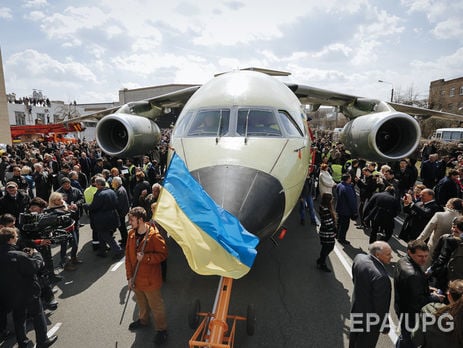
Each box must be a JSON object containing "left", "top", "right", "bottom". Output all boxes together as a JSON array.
[
  {"left": 364, "top": 186, "right": 401, "bottom": 243},
  {"left": 394, "top": 240, "right": 444, "bottom": 348},
  {"left": 0, "top": 181, "right": 30, "bottom": 225},
  {"left": 434, "top": 169, "right": 459, "bottom": 207},
  {"left": 0, "top": 227, "right": 58, "bottom": 348},
  {"left": 420, "top": 153, "right": 439, "bottom": 189},
  {"left": 400, "top": 188, "right": 443, "bottom": 241},
  {"left": 395, "top": 159, "right": 415, "bottom": 197},
  {"left": 349, "top": 241, "right": 392, "bottom": 348},
  {"left": 88, "top": 177, "right": 124, "bottom": 259}
]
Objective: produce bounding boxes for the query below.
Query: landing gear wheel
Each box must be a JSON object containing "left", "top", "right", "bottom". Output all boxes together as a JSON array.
[
  {"left": 246, "top": 304, "right": 256, "bottom": 336},
  {"left": 188, "top": 299, "right": 201, "bottom": 329}
]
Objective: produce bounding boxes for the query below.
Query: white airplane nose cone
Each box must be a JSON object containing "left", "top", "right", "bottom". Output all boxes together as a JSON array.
[{"left": 191, "top": 165, "right": 285, "bottom": 240}]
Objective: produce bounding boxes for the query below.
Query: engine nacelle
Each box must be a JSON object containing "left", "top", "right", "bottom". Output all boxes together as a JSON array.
[
  {"left": 96, "top": 113, "right": 161, "bottom": 158},
  {"left": 340, "top": 111, "right": 421, "bottom": 162}
]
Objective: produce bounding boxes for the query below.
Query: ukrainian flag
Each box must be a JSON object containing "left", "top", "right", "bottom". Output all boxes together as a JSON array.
[{"left": 154, "top": 153, "right": 259, "bottom": 279}]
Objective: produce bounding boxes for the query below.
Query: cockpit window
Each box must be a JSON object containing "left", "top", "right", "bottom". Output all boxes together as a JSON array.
[
  {"left": 187, "top": 110, "right": 230, "bottom": 137},
  {"left": 237, "top": 109, "right": 282, "bottom": 137},
  {"left": 277, "top": 110, "right": 303, "bottom": 137},
  {"left": 172, "top": 111, "right": 192, "bottom": 137}
]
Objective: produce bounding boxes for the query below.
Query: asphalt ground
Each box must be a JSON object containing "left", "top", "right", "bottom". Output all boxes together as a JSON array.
[{"left": 0, "top": 205, "right": 409, "bottom": 348}]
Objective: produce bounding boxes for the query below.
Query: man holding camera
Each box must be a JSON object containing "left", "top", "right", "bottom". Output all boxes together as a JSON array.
[
  {"left": 20, "top": 198, "right": 63, "bottom": 284},
  {"left": 0, "top": 227, "right": 58, "bottom": 348}
]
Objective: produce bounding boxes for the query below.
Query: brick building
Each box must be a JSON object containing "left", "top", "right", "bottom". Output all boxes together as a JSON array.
[{"left": 429, "top": 76, "right": 463, "bottom": 114}]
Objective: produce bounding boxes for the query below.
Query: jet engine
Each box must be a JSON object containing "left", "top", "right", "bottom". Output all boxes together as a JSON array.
[
  {"left": 340, "top": 111, "right": 421, "bottom": 162},
  {"left": 96, "top": 113, "right": 161, "bottom": 158}
]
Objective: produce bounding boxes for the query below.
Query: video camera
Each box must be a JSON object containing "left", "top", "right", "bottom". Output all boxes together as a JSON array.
[{"left": 19, "top": 211, "right": 75, "bottom": 244}]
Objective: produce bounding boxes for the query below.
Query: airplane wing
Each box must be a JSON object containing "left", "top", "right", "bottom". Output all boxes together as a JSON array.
[
  {"left": 389, "top": 102, "right": 463, "bottom": 121},
  {"left": 67, "top": 85, "right": 201, "bottom": 123},
  {"left": 286, "top": 83, "right": 392, "bottom": 119},
  {"left": 62, "top": 70, "right": 463, "bottom": 163},
  {"left": 69, "top": 78, "right": 462, "bottom": 124},
  {"left": 287, "top": 83, "right": 463, "bottom": 122}
]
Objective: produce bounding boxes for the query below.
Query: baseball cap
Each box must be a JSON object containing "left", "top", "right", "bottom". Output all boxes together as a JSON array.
[{"left": 6, "top": 181, "right": 17, "bottom": 188}]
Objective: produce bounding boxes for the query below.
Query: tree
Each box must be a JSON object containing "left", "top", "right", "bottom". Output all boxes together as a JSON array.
[{"left": 394, "top": 85, "right": 428, "bottom": 108}]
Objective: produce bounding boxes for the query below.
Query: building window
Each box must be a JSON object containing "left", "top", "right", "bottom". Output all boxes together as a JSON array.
[
  {"left": 460, "top": 86, "right": 463, "bottom": 95},
  {"left": 53, "top": 114, "right": 60, "bottom": 123},
  {"left": 450, "top": 87, "right": 455, "bottom": 97},
  {"left": 15, "top": 112, "right": 26, "bottom": 125},
  {"left": 440, "top": 89, "right": 446, "bottom": 96}
]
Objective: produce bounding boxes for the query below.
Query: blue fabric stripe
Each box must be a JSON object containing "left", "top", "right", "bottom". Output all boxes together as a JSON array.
[{"left": 163, "top": 153, "right": 259, "bottom": 268}]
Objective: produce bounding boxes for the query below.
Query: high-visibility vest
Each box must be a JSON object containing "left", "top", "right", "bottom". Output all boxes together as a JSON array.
[{"left": 331, "top": 164, "right": 343, "bottom": 183}]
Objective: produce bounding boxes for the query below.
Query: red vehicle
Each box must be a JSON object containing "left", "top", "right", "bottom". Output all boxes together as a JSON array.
[{"left": 10, "top": 122, "right": 83, "bottom": 143}]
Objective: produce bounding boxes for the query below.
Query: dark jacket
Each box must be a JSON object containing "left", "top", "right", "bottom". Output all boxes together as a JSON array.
[
  {"left": 114, "top": 185, "right": 130, "bottom": 217},
  {"left": 435, "top": 176, "right": 459, "bottom": 207},
  {"left": 394, "top": 255, "right": 436, "bottom": 317},
  {"left": 32, "top": 171, "right": 52, "bottom": 201},
  {"left": 401, "top": 200, "right": 443, "bottom": 241},
  {"left": 56, "top": 186, "right": 85, "bottom": 221},
  {"left": 429, "top": 234, "right": 461, "bottom": 290},
  {"left": 395, "top": 166, "right": 415, "bottom": 194},
  {"left": 10, "top": 175, "right": 29, "bottom": 193},
  {"left": 421, "top": 159, "right": 439, "bottom": 189},
  {"left": 356, "top": 175, "right": 378, "bottom": 201},
  {"left": 132, "top": 180, "right": 151, "bottom": 207},
  {"left": 0, "top": 244, "right": 44, "bottom": 310},
  {"left": 89, "top": 187, "right": 120, "bottom": 231},
  {"left": 0, "top": 191, "right": 31, "bottom": 223},
  {"left": 351, "top": 254, "right": 391, "bottom": 330},
  {"left": 364, "top": 190, "right": 401, "bottom": 230},
  {"left": 335, "top": 181, "right": 357, "bottom": 218}
]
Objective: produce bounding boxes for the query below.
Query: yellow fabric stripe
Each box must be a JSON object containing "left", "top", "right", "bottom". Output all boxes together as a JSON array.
[{"left": 155, "top": 189, "right": 251, "bottom": 279}]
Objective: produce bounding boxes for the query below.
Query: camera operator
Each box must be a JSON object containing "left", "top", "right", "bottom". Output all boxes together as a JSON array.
[
  {"left": 4, "top": 210, "right": 59, "bottom": 312},
  {"left": 20, "top": 197, "right": 63, "bottom": 284},
  {"left": 0, "top": 227, "right": 58, "bottom": 348}
]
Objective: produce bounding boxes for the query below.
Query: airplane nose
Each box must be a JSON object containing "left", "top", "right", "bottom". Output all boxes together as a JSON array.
[{"left": 190, "top": 165, "right": 285, "bottom": 240}]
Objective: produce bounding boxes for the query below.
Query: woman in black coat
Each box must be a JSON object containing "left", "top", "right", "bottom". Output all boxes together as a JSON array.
[{"left": 132, "top": 171, "right": 151, "bottom": 208}]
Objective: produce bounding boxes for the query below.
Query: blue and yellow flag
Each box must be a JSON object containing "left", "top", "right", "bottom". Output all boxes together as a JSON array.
[{"left": 154, "top": 153, "right": 259, "bottom": 279}]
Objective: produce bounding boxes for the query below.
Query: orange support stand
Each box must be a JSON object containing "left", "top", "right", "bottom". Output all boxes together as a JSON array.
[{"left": 189, "top": 277, "right": 248, "bottom": 348}]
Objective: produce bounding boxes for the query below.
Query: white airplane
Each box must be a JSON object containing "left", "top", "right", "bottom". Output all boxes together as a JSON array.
[{"left": 77, "top": 68, "right": 460, "bottom": 241}]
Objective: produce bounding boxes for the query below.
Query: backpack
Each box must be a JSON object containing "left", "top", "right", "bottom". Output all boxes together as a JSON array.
[{"left": 447, "top": 240, "right": 463, "bottom": 281}]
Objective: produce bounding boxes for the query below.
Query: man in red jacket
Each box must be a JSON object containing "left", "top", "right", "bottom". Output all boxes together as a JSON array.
[{"left": 125, "top": 207, "right": 168, "bottom": 345}]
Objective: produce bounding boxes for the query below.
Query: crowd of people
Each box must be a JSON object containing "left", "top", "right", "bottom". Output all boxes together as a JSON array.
[
  {"left": 300, "top": 138, "right": 463, "bottom": 347},
  {"left": 0, "top": 134, "right": 172, "bottom": 347},
  {"left": 1, "top": 131, "right": 463, "bottom": 347}
]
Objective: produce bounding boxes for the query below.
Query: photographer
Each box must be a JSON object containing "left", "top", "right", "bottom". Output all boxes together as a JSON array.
[
  {"left": 19, "top": 198, "right": 63, "bottom": 284},
  {"left": 13, "top": 205, "right": 57, "bottom": 311},
  {"left": 0, "top": 227, "right": 58, "bottom": 348}
]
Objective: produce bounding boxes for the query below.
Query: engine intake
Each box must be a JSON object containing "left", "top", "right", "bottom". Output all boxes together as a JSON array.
[
  {"left": 340, "top": 111, "right": 421, "bottom": 162},
  {"left": 96, "top": 113, "right": 161, "bottom": 158}
]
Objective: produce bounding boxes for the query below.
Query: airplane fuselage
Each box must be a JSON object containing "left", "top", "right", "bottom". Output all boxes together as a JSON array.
[{"left": 169, "top": 71, "right": 310, "bottom": 240}]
